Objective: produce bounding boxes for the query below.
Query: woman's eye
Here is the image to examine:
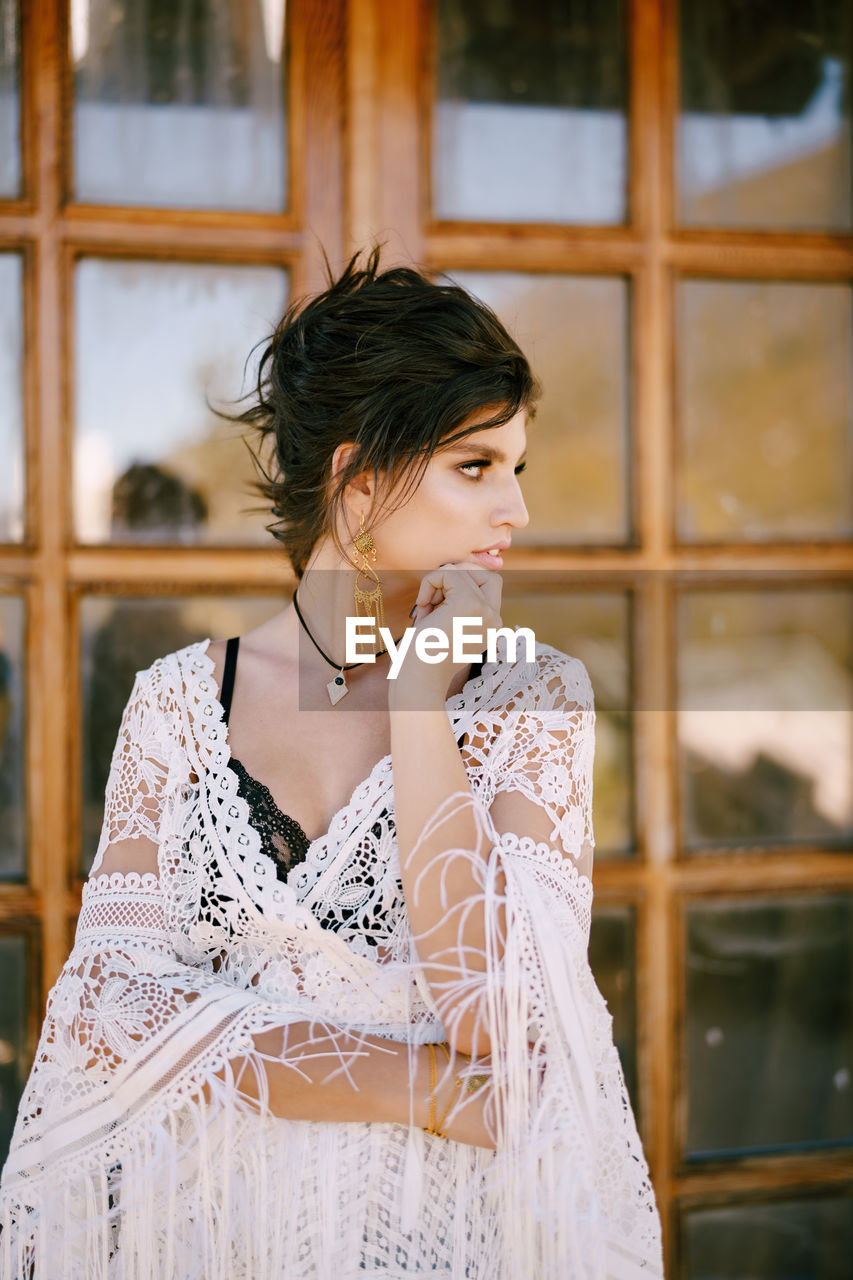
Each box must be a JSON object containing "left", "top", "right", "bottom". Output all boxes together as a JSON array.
[{"left": 458, "top": 461, "right": 527, "bottom": 480}]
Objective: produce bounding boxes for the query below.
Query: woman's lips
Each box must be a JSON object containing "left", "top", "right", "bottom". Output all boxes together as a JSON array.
[{"left": 472, "top": 549, "right": 504, "bottom": 569}]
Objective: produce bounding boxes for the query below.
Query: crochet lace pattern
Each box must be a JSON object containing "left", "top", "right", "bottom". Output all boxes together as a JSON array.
[{"left": 0, "top": 634, "right": 663, "bottom": 1279}]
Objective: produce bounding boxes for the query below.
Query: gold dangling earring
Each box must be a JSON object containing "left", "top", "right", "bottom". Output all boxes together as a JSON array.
[{"left": 352, "top": 512, "right": 385, "bottom": 639}]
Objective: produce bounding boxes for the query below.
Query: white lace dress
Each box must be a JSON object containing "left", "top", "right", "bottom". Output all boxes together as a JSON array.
[{"left": 0, "top": 635, "right": 663, "bottom": 1279}]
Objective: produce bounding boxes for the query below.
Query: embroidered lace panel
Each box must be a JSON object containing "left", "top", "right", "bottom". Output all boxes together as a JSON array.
[
  {"left": 221, "top": 635, "right": 481, "bottom": 883},
  {"left": 0, "top": 634, "right": 665, "bottom": 1279},
  {"left": 227, "top": 754, "right": 313, "bottom": 875}
]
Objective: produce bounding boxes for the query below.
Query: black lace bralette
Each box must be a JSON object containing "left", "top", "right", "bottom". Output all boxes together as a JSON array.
[{"left": 219, "top": 635, "right": 485, "bottom": 883}]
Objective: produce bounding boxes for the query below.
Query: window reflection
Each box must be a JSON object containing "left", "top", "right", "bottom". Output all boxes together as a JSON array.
[
  {"left": 676, "top": 280, "right": 853, "bottom": 543},
  {"left": 0, "top": 253, "right": 24, "bottom": 542},
  {"left": 449, "top": 272, "right": 631, "bottom": 545},
  {"left": 0, "top": 0, "right": 20, "bottom": 197},
  {"left": 501, "top": 582, "right": 634, "bottom": 858},
  {"left": 678, "top": 588, "right": 853, "bottom": 850},
  {"left": 73, "top": 258, "right": 287, "bottom": 546},
  {"left": 680, "top": 1191, "right": 853, "bottom": 1280},
  {"left": 434, "top": 0, "right": 627, "bottom": 224},
  {"left": 686, "top": 895, "right": 853, "bottom": 1159},
  {"left": 0, "top": 595, "right": 25, "bottom": 881},
  {"left": 79, "top": 594, "right": 282, "bottom": 873},
  {"left": 0, "top": 933, "right": 29, "bottom": 1168},
  {"left": 679, "top": 0, "right": 852, "bottom": 230},
  {"left": 589, "top": 905, "right": 638, "bottom": 1112},
  {"left": 72, "top": 0, "right": 287, "bottom": 210}
]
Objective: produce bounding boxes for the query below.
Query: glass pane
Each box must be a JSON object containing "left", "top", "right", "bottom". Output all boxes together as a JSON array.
[
  {"left": 0, "top": 932, "right": 29, "bottom": 1168},
  {"left": 685, "top": 895, "right": 853, "bottom": 1159},
  {"left": 0, "top": 253, "right": 24, "bottom": 541},
  {"left": 588, "top": 905, "right": 638, "bottom": 1112},
  {"left": 679, "top": 0, "right": 852, "bottom": 230},
  {"left": 434, "top": 0, "right": 627, "bottom": 224},
  {"left": 72, "top": 0, "right": 287, "bottom": 210},
  {"left": 0, "top": 594, "right": 26, "bottom": 880},
  {"left": 678, "top": 587, "right": 853, "bottom": 851},
  {"left": 676, "top": 280, "right": 853, "bottom": 543},
  {"left": 501, "top": 581, "right": 634, "bottom": 857},
  {"left": 681, "top": 1192, "right": 853, "bottom": 1280},
  {"left": 80, "top": 594, "right": 283, "bottom": 873},
  {"left": 73, "top": 258, "right": 287, "bottom": 545},
  {"left": 450, "top": 273, "right": 630, "bottom": 544},
  {"left": 0, "top": 0, "right": 20, "bottom": 197}
]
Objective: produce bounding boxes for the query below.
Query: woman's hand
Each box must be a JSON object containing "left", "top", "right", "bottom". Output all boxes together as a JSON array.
[
  {"left": 390, "top": 561, "right": 503, "bottom": 706},
  {"left": 441, "top": 1077, "right": 496, "bottom": 1150}
]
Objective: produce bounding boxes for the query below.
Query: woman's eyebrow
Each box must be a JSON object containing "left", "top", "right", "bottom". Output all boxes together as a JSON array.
[{"left": 442, "top": 441, "right": 528, "bottom": 464}]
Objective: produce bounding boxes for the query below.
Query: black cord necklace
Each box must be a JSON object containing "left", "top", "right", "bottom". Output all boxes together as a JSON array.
[{"left": 291, "top": 588, "right": 405, "bottom": 706}]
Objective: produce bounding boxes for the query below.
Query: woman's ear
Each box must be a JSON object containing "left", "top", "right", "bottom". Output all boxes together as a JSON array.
[{"left": 331, "top": 441, "right": 358, "bottom": 481}]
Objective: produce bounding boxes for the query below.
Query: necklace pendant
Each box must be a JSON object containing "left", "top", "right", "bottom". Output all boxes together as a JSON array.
[{"left": 327, "top": 671, "right": 349, "bottom": 705}]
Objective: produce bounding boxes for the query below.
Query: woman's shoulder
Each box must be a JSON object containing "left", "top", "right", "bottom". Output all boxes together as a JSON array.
[
  {"left": 488, "top": 629, "right": 594, "bottom": 711},
  {"left": 120, "top": 637, "right": 214, "bottom": 709}
]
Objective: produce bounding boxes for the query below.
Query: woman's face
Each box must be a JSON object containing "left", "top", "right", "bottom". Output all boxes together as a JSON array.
[{"left": 369, "top": 407, "right": 530, "bottom": 574}]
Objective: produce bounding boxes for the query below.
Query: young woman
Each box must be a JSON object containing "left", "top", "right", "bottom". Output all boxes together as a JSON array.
[{"left": 0, "top": 248, "right": 663, "bottom": 1278}]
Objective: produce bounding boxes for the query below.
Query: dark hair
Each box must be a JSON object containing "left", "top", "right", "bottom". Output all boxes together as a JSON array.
[{"left": 232, "top": 244, "right": 540, "bottom": 579}]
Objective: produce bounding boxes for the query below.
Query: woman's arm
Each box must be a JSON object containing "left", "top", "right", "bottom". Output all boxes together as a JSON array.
[
  {"left": 237, "top": 1024, "right": 492, "bottom": 1148},
  {"left": 389, "top": 622, "right": 596, "bottom": 1061},
  {"left": 96, "top": 841, "right": 493, "bottom": 1149},
  {"left": 389, "top": 704, "right": 500, "bottom": 1060}
]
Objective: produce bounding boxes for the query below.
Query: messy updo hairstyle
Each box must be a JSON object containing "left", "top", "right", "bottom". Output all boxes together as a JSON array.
[{"left": 232, "top": 244, "right": 541, "bottom": 579}]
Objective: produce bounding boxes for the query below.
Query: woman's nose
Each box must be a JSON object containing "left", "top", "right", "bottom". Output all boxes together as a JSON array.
[{"left": 495, "top": 478, "right": 530, "bottom": 530}]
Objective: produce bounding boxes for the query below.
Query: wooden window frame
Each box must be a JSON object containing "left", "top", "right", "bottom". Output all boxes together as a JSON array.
[{"left": 0, "top": 0, "right": 851, "bottom": 1271}]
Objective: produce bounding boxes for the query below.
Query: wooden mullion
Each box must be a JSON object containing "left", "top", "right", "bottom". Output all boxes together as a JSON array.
[
  {"left": 634, "top": 577, "right": 679, "bottom": 1247},
  {"left": 666, "top": 237, "right": 853, "bottom": 278},
  {"left": 674, "top": 1158, "right": 853, "bottom": 1199},
  {"left": 630, "top": 0, "right": 677, "bottom": 1259},
  {"left": 0, "top": 551, "right": 42, "bottom": 579},
  {"left": 417, "top": 0, "right": 437, "bottom": 243},
  {"left": 424, "top": 230, "right": 646, "bottom": 274},
  {"left": 66, "top": 548, "right": 295, "bottom": 588},
  {"left": 28, "top": 0, "right": 70, "bottom": 996},
  {"left": 676, "top": 866, "right": 853, "bottom": 903},
  {"left": 0, "top": 889, "right": 41, "bottom": 922},
  {"left": 660, "top": 0, "right": 680, "bottom": 239},
  {"left": 60, "top": 204, "right": 302, "bottom": 234},
  {"left": 345, "top": 0, "right": 380, "bottom": 258},
  {"left": 0, "top": 213, "right": 38, "bottom": 238},
  {"left": 57, "top": 211, "right": 305, "bottom": 260},
  {"left": 11, "top": 0, "right": 37, "bottom": 212},
  {"left": 372, "top": 0, "right": 424, "bottom": 266},
  {"left": 670, "top": 226, "right": 853, "bottom": 255},
  {"left": 297, "top": 0, "right": 346, "bottom": 285},
  {"left": 477, "top": 547, "right": 853, "bottom": 573}
]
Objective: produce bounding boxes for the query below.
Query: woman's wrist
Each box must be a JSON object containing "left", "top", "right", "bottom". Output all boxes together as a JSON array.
[{"left": 245, "top": 1025, "right": 494, "bottom": 1146}]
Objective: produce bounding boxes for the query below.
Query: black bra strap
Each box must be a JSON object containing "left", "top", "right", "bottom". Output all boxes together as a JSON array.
[
  {"left": 221, "top": 638, "right": 483, "bottom": 729},
  {"left": 220, "top": 636, "right": 240, "bottom": 725},
  {"left": 469, "top": 651, "right": 487, "bottom": 680}
]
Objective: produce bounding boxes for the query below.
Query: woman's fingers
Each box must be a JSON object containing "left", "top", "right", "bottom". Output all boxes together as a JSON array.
[{"left": 413, "top": 563, "right": 502, "bottom": 626}]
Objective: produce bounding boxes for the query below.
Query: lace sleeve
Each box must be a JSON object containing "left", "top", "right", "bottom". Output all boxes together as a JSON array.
[
  {"left": 90, "top": 660, "right": 182, "bottom": 873},
  {"left": 0, "top": 657, "right": 378, "bottom": 1277},
  {"left": 406, "top": 651, "right": 663, "bottom": 1277},
  {"left": 484, "top": 649, "right": 595, "bottom": 873}
]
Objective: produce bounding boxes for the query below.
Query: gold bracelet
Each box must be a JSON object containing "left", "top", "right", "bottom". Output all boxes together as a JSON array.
[
  {"left": 424, "top": 1042, "right": 438, "bottom": 1135},
  {"left": 423, "top": 1042, "right": 486, "bottom": 1139},
  {"left": 432, "top": 1042, "right": 462, "bottom": 1139}
]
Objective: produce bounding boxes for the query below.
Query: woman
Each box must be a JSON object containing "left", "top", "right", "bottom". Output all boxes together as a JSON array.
[{"left": 0, "top": 248, "right": 663, "bottom": 1278}]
